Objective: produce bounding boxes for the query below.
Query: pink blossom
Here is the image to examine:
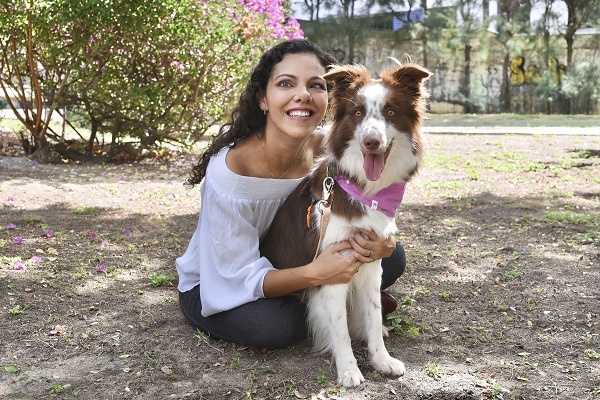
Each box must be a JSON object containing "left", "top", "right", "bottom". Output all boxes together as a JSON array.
[
  {"left": 90, "top": 231, "right": 98, "bottom": 240},
  {"left": 12, "top": 236, "right": 23, "bottom": 244},
  {"left": 7, "top": 223, "right": 16, "bottom": 230},
  {"left": 14, "top": 261, "right": 25, "bottom": 270},
  {"left": 45, "top": 230, "right": 53, "bottom": 238},
  {"left": 101, "top": 241, "right": 109, "bottom": 249},
  {"left": 97, "top": 264, "right": 106, "bottom": 272},
  {"left": 31, "top": 256, "right": 42, "bottom": 263},
  {"left": 123, "top": 229, "right": 132, "bottom": 236}
]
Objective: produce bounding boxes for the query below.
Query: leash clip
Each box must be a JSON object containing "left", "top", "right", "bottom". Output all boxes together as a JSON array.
[{"left": 322, "top": 176, "right": 334, "bottom": 203}]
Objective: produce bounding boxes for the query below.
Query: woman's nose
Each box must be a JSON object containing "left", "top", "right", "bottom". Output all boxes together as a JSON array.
[{"left": 294, "top": 88, "right": 312, "bottom": 102}]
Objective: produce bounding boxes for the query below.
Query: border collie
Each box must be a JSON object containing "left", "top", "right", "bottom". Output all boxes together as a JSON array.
[{"left": 260, "top": 61, "right": 431, "bottom": 387}]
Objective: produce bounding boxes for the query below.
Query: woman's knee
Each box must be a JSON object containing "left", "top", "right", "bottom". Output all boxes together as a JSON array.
[{"left": 381, "top": 243, "right": 406, "bottom": 289}]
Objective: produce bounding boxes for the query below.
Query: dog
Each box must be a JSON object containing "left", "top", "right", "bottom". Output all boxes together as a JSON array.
[{"left": 259, "top": 61, "right": 431, "bottom": 387}]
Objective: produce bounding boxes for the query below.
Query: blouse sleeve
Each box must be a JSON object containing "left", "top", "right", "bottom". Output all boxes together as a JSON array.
[{"left": 193, "top": 180, "right": 277, "bottom": 317}]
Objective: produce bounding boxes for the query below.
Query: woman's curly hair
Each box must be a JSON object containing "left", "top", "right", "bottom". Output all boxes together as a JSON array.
[{"left": 186, "top": 39, "right": 337, "bottom": 187}]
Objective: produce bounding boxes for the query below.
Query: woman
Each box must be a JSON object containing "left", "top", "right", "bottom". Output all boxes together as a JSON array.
[{"left": 177, "top": 40, "right": 406, "bottom": 348}]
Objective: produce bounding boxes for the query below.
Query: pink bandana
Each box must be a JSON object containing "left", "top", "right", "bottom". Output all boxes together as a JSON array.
[{"left": 334, "top": 176, "right": 406, "bottom": 218}]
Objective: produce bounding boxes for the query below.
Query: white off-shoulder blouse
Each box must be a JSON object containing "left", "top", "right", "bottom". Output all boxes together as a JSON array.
[{"left": 176, "top": 147, "right": 302, "bottom": 317}]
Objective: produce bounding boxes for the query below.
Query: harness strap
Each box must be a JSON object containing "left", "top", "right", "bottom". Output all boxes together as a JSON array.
[
  {"left": 310, "top": 175, "right": 335, "bottom": 261},
  {"left": 313, "top": 202, "right": 331, "bottom": 260}
]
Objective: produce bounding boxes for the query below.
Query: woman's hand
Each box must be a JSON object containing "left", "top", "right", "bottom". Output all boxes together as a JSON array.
[
  {"left": 263, "top": 241, "right": 364, "bottom": 297},
  {"left": 309, "top": 241, "right": 364, "bottom": 285},
  {"left": 348, "top": 229, "right": 396, "bottom": 263}
]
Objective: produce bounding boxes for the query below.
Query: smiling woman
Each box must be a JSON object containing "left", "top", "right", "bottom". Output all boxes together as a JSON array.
[{"left": 176, "top": 40, "right": 407, "bottom": 349}]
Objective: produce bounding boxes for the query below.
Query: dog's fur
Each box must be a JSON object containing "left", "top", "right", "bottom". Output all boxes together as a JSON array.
[{"left": 259, "top": 62, "right": 431, "bottom": 387}]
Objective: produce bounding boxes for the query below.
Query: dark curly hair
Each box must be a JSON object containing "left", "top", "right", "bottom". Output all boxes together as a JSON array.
[{"left": 186, "top": 39, "right": 337, "bottom": 187}]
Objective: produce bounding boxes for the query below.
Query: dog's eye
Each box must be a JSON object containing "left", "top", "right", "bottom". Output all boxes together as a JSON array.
[
  {"left": 354, "top": 110, "right": 362, "bottom": 117},
  {"left": 387, "top": 109, "right": 396, "bottom": 116}
]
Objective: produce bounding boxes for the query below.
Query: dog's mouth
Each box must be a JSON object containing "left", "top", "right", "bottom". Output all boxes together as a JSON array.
[{"left": 362, "top": 141, "right": 393, "bottom": 181}]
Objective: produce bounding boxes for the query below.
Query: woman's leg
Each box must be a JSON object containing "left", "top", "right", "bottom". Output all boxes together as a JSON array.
[
  {"left": 179, "top": 285, "right": 308, "bottom": 349},
  {"left": 381, "top": 242, "right": 406, "bottom": 290}
]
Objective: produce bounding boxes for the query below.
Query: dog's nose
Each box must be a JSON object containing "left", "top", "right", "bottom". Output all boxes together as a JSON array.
[{"left": 363, "top": 138, "right": 380, "bottom": 151}]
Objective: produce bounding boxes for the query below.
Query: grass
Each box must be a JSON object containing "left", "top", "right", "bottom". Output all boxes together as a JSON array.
[
  {"left": 503, "top": 268, "right": 523, "bottom": 281},
  {"left": 148, "top": 273, "right": 176, "bottom": 287},
  {"left": 72, "top": 205, "right": 96, "bottom": 215}
]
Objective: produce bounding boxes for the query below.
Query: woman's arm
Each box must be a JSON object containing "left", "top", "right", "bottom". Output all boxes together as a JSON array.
[{"left": 262, "top": 241, "right": 364, "bottom": 298}]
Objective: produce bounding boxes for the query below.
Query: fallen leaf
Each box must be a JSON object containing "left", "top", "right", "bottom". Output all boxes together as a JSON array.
[
  {"left": 518, "top": 352, "right": 531, "bottom": 357},
  {"left": 4, "top": 365, "right": 19, "bottom": 373},
  {"left": 49, "top": 325, "right": 66, "bottom": 336},
  {"left": 161, "top": 366, "right": 173, "bottom": 375}
]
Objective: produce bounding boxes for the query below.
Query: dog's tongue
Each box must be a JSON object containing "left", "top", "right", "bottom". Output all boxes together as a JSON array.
[{"left": 363, "top": 153, "right": 385, "bottom": 181}]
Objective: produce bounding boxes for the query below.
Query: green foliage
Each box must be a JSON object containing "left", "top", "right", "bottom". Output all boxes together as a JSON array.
[
  {"left": 72, "top": 205, "right": 95, "bottom": 215},
  {"left": 9, "top": 305, "right": 23, "bottom": 315},
  {"left": 148, "top": 273, "right": 175, "bottom": 287},
  {"left": 0, "top": 0, "right": 302, "bottom": 160},
  {"left": 561, "top": 62, "right": 600, "bottom": 114},
  {"left": 503, "top": 268, "right": 523, "bottom": 281}
]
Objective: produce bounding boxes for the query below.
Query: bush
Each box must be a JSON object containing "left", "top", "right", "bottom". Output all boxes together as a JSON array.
[{"left": 0, "top": 0, "right": 303, "bottom": 161}]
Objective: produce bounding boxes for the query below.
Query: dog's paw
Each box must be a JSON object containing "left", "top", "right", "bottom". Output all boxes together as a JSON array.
[
  {"left": 338, "top": 367, "right": 365, "bottom": 387},
  {"left": 371, "top": 355, "right": 405, "bottom": 377}
]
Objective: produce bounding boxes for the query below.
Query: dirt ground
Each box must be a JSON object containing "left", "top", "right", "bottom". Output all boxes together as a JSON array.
[{"left": 0, "top": 130, "right": 599, "bottom": 399}]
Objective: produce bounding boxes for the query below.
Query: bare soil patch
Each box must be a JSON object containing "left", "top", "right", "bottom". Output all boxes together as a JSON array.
[{"left": 1, "top": 133, "right": 599, "bottom": 399}]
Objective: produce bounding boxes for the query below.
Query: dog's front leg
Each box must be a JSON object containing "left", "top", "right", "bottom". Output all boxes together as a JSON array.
[
  {"left": 308, "top": 284, "right": 364, "bottom": 387},
  {"left": 353, "top": 263, "right": 406, "bottom": 378}
]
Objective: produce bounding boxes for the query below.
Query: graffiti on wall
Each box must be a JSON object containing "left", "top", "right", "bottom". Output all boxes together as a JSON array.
[
  {"left": 510, "top": 56, "right": 541, "bottom": 85},
  {"left": 319, "top": 41, "right": 571, "bottom": 113},
  {"left": 510, "top": 55, "right": 565, "bottom": 85}
]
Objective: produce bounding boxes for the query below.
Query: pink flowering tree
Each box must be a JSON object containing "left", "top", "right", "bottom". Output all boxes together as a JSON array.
[{"left": 0, "top": 0, "right": 303, "bottom": 162}]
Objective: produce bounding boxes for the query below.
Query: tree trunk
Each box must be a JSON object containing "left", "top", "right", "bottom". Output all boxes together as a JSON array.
[
  {"left": 565, "top": 35, "right": 574, "bottom": 66},
  {"left": 29, "top": 135, "right": 60, "bottom": 163},
  {"left": 463, "top": 44, "right": 472, "bottom": 113},
  {"left": 421, "top": 0, "right": 428, "bottom": 68},
  {"left": 501, "top": 53, "right": 511, "bottom": 112},
  {"left": 86, "top": 118, "right": 99, "bottom": 155}
]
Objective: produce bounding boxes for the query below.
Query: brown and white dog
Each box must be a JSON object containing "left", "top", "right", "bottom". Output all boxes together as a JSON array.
[{"left": 260, "top": 61, "right": 431, "bottom": 387}]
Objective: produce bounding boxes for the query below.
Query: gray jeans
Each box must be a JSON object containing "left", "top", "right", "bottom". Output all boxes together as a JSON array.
[{"left": 178, "top": 243, "right": 406, "bottom": 348}]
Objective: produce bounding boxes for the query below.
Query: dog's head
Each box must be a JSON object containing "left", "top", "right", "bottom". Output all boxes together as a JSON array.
[{"left": 323, "top": 62, "right": 431, "bottom": 190}]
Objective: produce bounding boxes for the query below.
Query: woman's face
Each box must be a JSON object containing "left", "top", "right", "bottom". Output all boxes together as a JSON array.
[{"left": 260, "top": 52, "right": 328, "bottom": 142}]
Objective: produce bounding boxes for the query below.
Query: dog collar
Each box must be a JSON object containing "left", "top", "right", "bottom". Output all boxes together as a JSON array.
[{"left": 333, "top": 176, "right": 406, "bottom": 218}]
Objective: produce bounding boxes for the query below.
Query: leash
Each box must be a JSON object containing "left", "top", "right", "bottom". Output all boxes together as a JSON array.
[{"left": 307, "top": 165, "right": 335, "bottom": 261}]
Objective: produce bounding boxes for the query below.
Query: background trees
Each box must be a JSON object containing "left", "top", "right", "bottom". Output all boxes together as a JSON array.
[
  {"left": 297, "top": 0, "right": 600, "bottom": 115},
  {"left": 2, "top": 0, "right": 599, "bottom": 162},
  {"left": 0, "top": 0, "right": 302, "bottom": 161}
]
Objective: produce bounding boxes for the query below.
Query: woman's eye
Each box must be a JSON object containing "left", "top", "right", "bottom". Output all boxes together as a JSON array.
[
  {"left": 311, "top": 83, "right": 326, "bottom": 90},
  {"left": 278, "top": 81, "right": 292, "bottom": 88},
  {"left": 387, "top": 109, "right": 396, "bottom": 116},
  {"left": 354, "top": 110, "right": 362, "bottom": 117}
]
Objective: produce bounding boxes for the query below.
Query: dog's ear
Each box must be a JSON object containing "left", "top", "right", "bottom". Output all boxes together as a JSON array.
[
  {"left": 323, "top": 65, "right": 371, "bottom": 91},
  {"left": 383, "top": 64, "right": 432, "bottom": 92}
]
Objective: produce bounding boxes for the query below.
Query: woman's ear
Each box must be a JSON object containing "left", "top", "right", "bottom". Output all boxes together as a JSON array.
[{"left": 257, "top": 92, "right": 267, "bottom": 112}]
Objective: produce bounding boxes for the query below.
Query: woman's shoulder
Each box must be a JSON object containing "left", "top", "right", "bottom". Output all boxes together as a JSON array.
[{"left": 226, "top": 138, "right": 262, "bottom": 178}]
